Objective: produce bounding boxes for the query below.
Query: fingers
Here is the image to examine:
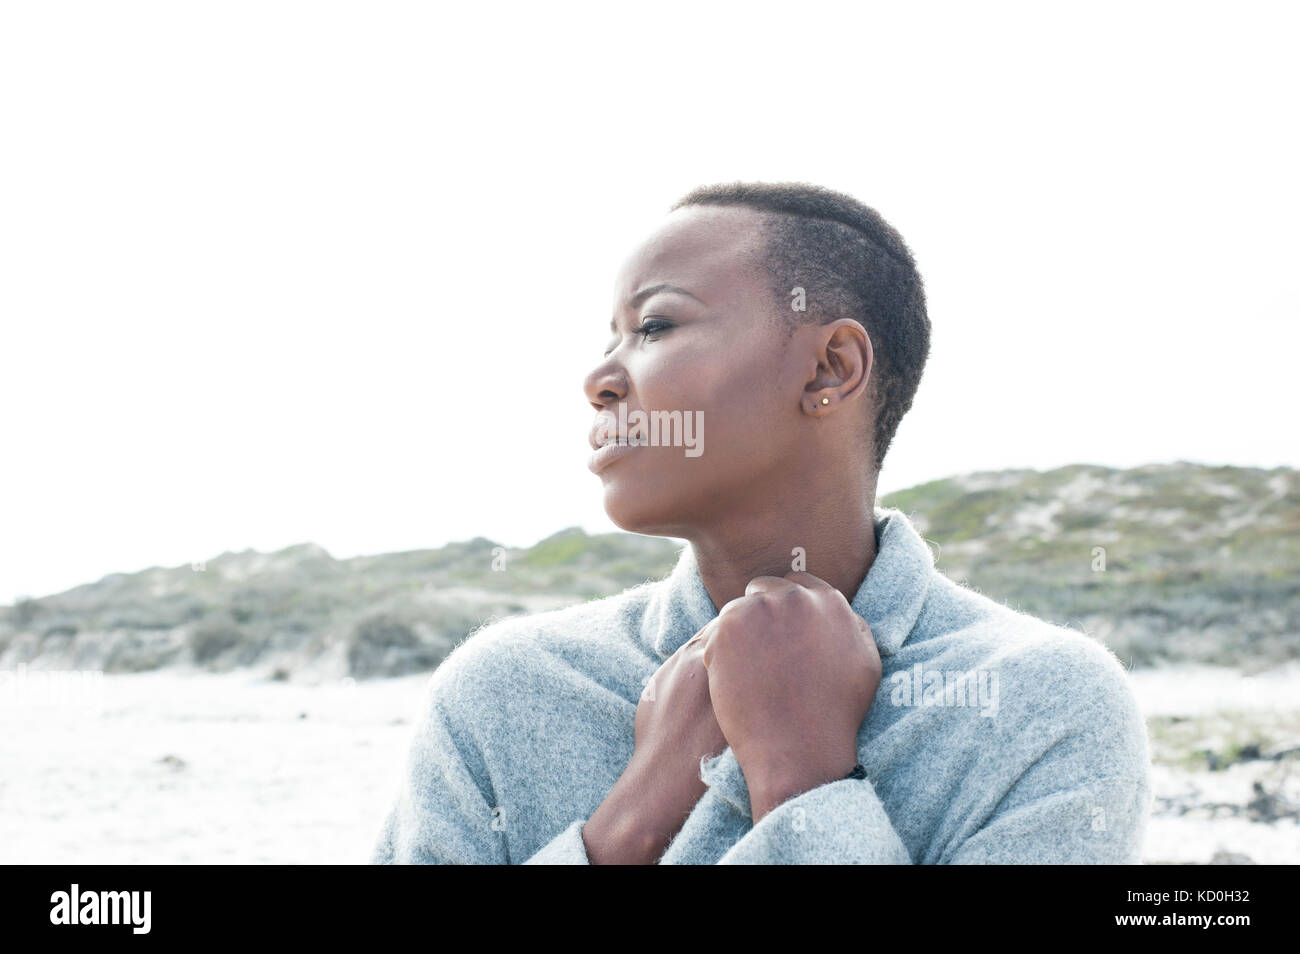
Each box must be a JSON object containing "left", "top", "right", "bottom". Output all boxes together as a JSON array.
[
  {"left": 782, "top": 570, "right": 836, "bottom": 592},
  {"left": 683, "top": 617, "right": 717, "bottom": 653},
  {"left": 743, "top": 575, "right": 795, "bottom": 597},
  {"left": 744, "top": 572, "right": 835, "bottom": 597},
  {"left": 693, "top": 618, "right": 724, "bottom": 669}
]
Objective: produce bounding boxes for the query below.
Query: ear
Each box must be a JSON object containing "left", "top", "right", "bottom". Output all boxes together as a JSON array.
[{"left": 802, "top": 319, "right": 873, "bottom": 418}]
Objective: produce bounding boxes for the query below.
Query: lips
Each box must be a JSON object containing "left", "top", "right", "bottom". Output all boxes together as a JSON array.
[
  {"left": 588, "top": 413, "right": 645, "bottom": 452},
  {"left": 587, "top": 439, "right": 645, "bottom": 475},
  {"left": 587, "top": 410, "right": 647, "bottom": 475},
  {"left": 591, "top": 434, "right": 641, "bottom": 450}
]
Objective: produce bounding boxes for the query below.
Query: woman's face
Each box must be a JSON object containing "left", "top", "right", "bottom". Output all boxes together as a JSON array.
[{"left": 583, "top": 205, "right": 813, "bottom": 537}]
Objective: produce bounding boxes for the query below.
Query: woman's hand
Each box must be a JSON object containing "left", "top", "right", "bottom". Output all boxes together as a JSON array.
[
  {"left": 581, "top": 626, "right": 727, "bottom": 864},
  {"left": 701, "top": 571, "right": 882, "bottom": 823}
]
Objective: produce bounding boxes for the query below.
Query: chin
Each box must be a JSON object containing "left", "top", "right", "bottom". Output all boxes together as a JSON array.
[{"left": 600, "top": 480, "right": 690, "bottom": 538}]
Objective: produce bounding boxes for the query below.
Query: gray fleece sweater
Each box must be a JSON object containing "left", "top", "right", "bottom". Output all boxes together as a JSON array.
[{"left": 370, "top": 506, "right": 1152, "bottom": 864}]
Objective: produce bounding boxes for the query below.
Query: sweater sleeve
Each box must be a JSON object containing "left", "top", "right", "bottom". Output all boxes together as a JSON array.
[
  {"left": 717, "top": 774, "right": 913, "bottom": 864},
  {"left": 709, "top": 633, "right": 1151, "bottom": 865},
  {"left": 521, "top": 819, "right": 590, "bottom": 864},
  {"left": 715, "top": 765, "right": 1147, "bottom": 865},
  {"left": 369, "top": 672, "right": 591, "bottom": 865},
  {"left": 944, "top": 773, "right": 1147, "bottom": 864},
  {"left": 942, "top": 636, "right": 1152, "bottom": 864}
]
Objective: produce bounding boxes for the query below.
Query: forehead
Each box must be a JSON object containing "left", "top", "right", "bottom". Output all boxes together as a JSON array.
[{"left": 614, "top": 205, "right": 770, "bottom": 306}]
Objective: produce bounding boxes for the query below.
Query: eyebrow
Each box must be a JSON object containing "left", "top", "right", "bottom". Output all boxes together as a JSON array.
[{"left": 609, "top": 284, "right": 705, "bottom": 332}]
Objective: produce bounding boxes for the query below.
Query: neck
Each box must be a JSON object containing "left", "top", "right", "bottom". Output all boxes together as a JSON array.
[{"left": 686, "top": 464, "right": 879, "bottom": 613}]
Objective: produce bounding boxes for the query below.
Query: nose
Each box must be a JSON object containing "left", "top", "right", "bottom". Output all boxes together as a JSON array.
[{"left": 583, "top": 357, "right": 628, "bottom": 411}]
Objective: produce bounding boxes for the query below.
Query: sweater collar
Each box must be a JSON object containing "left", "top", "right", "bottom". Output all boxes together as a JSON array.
[{"left": 643, "top": 505, "right": 936, "bottom": 660}]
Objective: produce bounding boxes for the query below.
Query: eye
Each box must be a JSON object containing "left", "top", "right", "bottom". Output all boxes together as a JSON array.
[
  {"left": 603, "top": 318, "right": 674, "bottom": 357},
  {"left": 633, "top": 317, "right": 674, "bottom": 340}
]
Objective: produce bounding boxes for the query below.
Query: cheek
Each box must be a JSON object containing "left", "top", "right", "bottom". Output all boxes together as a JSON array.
[
  {"left": 596, "top": 387, "right": 787, "bottom": 532},
  {"left": 636, "top": 360, "right": 789, "bottom": 489},
  {"left": 597, "top": 335, "right": 795, "bottom": 527},
  {"left": 678, "top": 348, "right": 788, "bottom": 444}
]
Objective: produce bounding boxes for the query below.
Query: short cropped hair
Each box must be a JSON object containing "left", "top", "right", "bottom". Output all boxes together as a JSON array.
[{"left": 670, "top": 181, "right": 930, "bottom": 474}]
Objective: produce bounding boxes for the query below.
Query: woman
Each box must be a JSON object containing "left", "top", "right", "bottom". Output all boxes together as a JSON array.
[{"left": 371, "top": 181, "right": 1151, "bottom": 864}]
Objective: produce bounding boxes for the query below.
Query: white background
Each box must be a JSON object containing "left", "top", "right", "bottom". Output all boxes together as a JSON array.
[{"left": 2, "top": 1, "right": 1296, "bottom": 603}]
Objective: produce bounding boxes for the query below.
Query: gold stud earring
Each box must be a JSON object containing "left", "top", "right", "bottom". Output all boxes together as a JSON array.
[{"left": 821, "top": 397, "right": 830, "bottom": 405}]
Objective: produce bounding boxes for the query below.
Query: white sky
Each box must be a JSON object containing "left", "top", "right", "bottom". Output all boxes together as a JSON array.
[{"left": 2, "top": 1, "right": 1296, "bottom": 605}]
